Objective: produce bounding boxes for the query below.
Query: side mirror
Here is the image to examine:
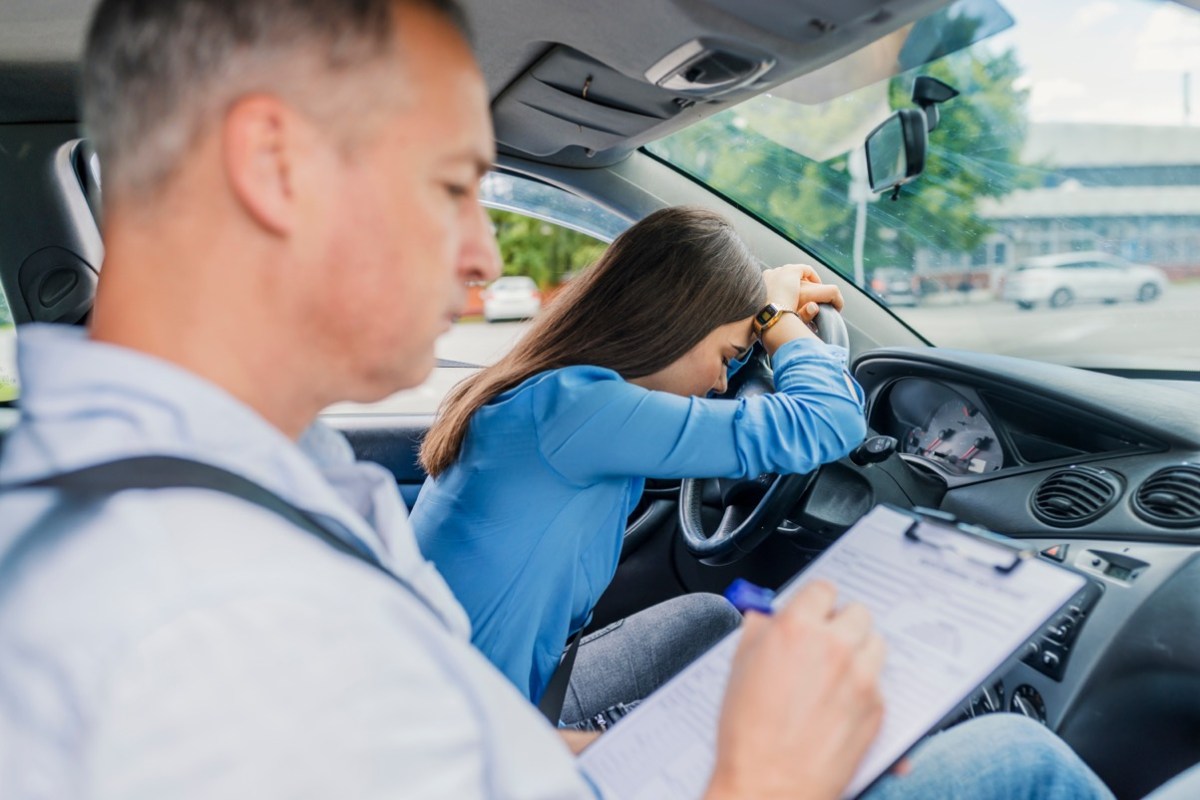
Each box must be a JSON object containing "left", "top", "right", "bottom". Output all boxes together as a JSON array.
[{"left": 864, "top": 108, "right": 928, "bottom": 196}]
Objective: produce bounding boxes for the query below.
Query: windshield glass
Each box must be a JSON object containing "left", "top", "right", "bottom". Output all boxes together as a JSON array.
[{"left": 647, "top": 0, "right": 1200, "bottom": 373}]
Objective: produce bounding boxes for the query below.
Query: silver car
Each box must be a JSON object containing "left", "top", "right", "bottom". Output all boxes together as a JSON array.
[
  {"left": 482, "top": 276, "right": 542, "bottom": 322},
  {"left": 868, "top": 268, "right": 920, "bottom": 308},
  {"left": 1001, "top": 252, "right": 1168, "bottom": 310}
]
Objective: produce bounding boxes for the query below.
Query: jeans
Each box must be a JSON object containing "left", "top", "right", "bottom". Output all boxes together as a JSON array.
[
  {"left": 1142, "top": 762, "right": 1200, "bottom": 800},
  {"left": 560, "top": 593, "right": 741, "bottom": 726},
  {"left": 864, "top": 713, "right": 1115, "bottom": 800}
]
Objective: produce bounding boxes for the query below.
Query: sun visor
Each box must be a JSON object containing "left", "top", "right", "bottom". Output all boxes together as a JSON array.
[
  {"left": 492, "top": 47, "right": 685, "bottom": 159},
  {"left": 488, "top": 0, "right": 964, "bottom": 165},
  {"left": 763, "top": 0, "right": 1014, "bottom": 105}
]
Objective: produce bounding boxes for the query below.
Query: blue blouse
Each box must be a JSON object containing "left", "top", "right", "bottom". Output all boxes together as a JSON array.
[{"left": 411, "top": 337, "right": 866, "bottom": 703}]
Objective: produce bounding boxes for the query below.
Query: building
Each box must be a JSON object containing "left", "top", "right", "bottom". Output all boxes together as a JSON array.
[{"left": 916, "top": 123, "right": 1200, "bottom": 287}]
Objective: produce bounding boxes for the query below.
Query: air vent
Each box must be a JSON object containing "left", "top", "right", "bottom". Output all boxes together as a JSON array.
[
  {"left": 1031, "top": 466, "right": 1122, "bottom": 527},
  {"left": 1133, "top": 465, "right": 1200, "bottom": 529}
]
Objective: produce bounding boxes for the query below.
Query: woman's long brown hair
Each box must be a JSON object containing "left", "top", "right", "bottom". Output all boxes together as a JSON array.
[{"left": 420, "top": 206, "right": 767, "bottom": 477}]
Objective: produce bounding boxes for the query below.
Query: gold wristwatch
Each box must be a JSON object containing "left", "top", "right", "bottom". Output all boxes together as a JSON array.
[{"left": 751, "top": 303, "right": 802, "bottom": 339}]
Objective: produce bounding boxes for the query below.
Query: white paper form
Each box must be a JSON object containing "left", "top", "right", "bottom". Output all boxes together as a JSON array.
[{"left": 579, "top": 505, "right": 1087, "bottom": 800}]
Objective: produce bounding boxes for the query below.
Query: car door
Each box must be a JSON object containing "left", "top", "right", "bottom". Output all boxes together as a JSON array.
[
  {"left": 1062, "top": 260, "right": 1107, "bottom": 302},
  {"left": 1111, "top": 263, "right": 1140, "bottom": 300},
  {"left": 1087, "top": 260, "right": 1126, "bottom": 301}
]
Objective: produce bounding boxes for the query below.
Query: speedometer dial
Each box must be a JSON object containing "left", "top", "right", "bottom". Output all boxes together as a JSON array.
[{"left": 903, "top": 399, "right": 1002, "bottom": 475}]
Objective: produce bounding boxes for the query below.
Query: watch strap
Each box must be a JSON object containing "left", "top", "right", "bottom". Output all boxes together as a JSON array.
[{"left": 752, "top": 303, "right": 802, "bottom": 338}]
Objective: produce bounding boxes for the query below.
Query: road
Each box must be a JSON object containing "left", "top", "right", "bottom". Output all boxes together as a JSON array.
[
  {"left": 434, "top": 320, "right": 531, "bottom": 367},
  {"left": 436, "top": 283, "right": 1200, "bottom": 375},
  {"left": 325, "top": 321, "right": 531, "bottom": 416},
  {"left": 895, "top": 282, "right": 1200, "bottom": 368},
  {"left": 333, "top": 284, "right": 1198, "bottom": 415}
]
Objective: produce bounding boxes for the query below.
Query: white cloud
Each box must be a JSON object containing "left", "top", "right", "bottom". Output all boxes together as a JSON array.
[
  {"left": 1133, "top": 5, "right": 1200, "bottom": 71},
  {"left": 1069, "top": 0, "right": 1120, "bottom": 30},
  {"left": 1029, "top": 78, "right": 1088, "bottom": 115}
]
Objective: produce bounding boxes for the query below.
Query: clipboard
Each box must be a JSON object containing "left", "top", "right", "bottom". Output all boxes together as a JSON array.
[{"left": 578, "top": 504, "right": 1089, "bottom": 800}]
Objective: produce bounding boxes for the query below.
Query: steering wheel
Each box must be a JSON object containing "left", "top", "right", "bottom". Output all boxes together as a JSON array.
[{"left": 678, "top": 304, "right": 849, "bottom": 566}]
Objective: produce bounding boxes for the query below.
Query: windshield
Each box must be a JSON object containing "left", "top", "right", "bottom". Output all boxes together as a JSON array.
[{"left": 647, "top": 0, "right": 1200, "bottom": 373}]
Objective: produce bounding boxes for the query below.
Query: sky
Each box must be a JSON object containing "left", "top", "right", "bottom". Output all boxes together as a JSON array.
[{"left": 991, "top": 0, "right": 1200, "bottom": 126}]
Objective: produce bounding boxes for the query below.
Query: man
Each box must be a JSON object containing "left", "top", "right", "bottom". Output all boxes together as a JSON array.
[{"left": 0, "top": 0, "right": 1124, "bottom": 797}]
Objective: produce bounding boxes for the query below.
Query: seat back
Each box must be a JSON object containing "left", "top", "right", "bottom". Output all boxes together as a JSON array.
[{"left": 0, "top": 131, "right": 102, "bottom": 327}]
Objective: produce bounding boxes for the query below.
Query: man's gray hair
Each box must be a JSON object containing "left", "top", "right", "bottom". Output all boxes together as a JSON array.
[{"left": 82, "top": 0, "right": 467, "bottom": 201}]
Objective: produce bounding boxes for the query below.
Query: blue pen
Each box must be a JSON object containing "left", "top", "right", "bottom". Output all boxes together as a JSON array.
[{"left": 724, "top": 578, "right": 776, "bottom": 615}]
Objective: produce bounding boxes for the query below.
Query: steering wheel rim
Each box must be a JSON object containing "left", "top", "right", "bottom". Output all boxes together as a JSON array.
[
  {"left": 677, "top": 303, "right": 846, "bottom": 566},
  {"left": 812, "top": 301, "right": 850, "bottom": 350}
]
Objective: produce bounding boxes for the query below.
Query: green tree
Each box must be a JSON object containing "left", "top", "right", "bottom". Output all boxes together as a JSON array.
[
  {"left": 650, "top": 42, "right": 1034, "bottom": 281},
  {"left": 0, "top": 291, "right": 15, "bottom": 402},
  {"left": 488, "top": 209, "right": 608, "bottom": 289},
  {"left": 871, "top": 48, "right": 1034, "bottom": 262}
]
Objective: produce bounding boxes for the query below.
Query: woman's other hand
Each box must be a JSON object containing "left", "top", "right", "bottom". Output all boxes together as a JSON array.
[{"left": 762, "top": 264, "right": 845, "bottom": 323}]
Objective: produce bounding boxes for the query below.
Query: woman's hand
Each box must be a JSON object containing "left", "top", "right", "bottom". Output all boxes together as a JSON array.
[
  {"left": 762, "top": 264, "right": 845, "bottom": 323},
  {"left": 758, "top": 265, "right": 846, "bottom": 353}
]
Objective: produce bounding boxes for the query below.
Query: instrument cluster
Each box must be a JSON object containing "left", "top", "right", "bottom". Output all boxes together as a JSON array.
[{"left": 876, "top": 379, "right": 1005, "bottom": 477}]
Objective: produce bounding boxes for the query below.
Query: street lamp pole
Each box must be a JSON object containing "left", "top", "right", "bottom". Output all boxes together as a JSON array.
[{"left": 849, "top": 146, "right": 870, "bottom": 288}]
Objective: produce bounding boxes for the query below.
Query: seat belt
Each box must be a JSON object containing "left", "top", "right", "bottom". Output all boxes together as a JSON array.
[
  {"left": 10, "top": 454, "right": 580, "bottom": 722},
  {"left": 538, "top": 630, "right": 582, "bottom": 724},
  {"left": 4, "top": 455, "right": 452, "bottom": 628}
]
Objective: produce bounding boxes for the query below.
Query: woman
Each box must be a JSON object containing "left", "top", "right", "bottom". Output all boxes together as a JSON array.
[{"left": 412, "top": 206, "right": 866, "bottom": 723}]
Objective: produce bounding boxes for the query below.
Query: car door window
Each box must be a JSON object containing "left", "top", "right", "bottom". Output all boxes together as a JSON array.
[{"left": 324, "top": 173, "right": 627, "bottom": 416}]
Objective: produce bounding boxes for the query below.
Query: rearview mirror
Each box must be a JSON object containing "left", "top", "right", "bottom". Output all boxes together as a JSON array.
[{"left": 865, "top": 109, "right": 927, "bottom": 195}]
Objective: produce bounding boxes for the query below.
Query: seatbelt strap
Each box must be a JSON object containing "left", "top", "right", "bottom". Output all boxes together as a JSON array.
[
  {"left": 538, "top": 629, "right": 582, "bottom": 724},
  {"left": 5, "top": 455, "right": 451, "bottom": 628}
]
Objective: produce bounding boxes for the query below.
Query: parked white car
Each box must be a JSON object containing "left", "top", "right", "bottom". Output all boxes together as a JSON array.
[
  {"left": 482, "top": 276, "right": 542, "bottom": 322},
  {"left": 1001, "top": 252, "right": 1168, "bottom": 310},
  {"left": 868, "top": 267, "right": 921, "bottom": 307}
]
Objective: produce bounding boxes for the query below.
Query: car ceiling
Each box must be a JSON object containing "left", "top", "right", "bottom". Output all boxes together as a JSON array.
[{"left": 1, "top": 0, "right": 951, "bottom": 165}]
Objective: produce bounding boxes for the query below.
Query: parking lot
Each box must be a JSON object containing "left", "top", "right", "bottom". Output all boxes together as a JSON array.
[
  {"left": 895, "top": 281, "right": 1200, "bottom": 367},
  {"left": 325, "top": 321, "right": 531, "bottom": 416},
  {"left": 425, "top": 281, "right": 1200, "bottom": 375}
]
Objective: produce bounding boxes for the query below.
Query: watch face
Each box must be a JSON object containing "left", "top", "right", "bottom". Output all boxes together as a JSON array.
[{"left": 755, "top": 304, "right": 779, "bottom": 326}]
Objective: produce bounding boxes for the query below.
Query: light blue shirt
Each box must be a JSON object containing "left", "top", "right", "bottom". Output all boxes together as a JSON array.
[
  {"left": 0, "top": 324, "right": 592, "bottom": 800},
  {"left": 412, "top": 337, "right": 866, "bottom": 703}
]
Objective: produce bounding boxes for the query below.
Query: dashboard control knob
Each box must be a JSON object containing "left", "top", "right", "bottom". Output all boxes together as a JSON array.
[
  {"left": 850, "top": 435, "right": 898, "bottom": 466},
  {"left": 969, "top": 681, "right": 1005, "bottom": 717},
  {"left": 1011, "top": 685, "right": 1047, "bottom": 723}
]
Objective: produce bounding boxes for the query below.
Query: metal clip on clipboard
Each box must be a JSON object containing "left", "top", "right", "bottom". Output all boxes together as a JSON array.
[{"left": 900, "top": 506, "right": 1037, "bottom": 575}]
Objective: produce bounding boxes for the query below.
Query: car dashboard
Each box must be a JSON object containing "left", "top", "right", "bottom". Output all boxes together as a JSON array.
[
  {"left": 856, "top": 347, "right": 1200, "bottom": 541},
  {"left": 852, "top": 347, "right": 1200, "bottom": 799}
]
